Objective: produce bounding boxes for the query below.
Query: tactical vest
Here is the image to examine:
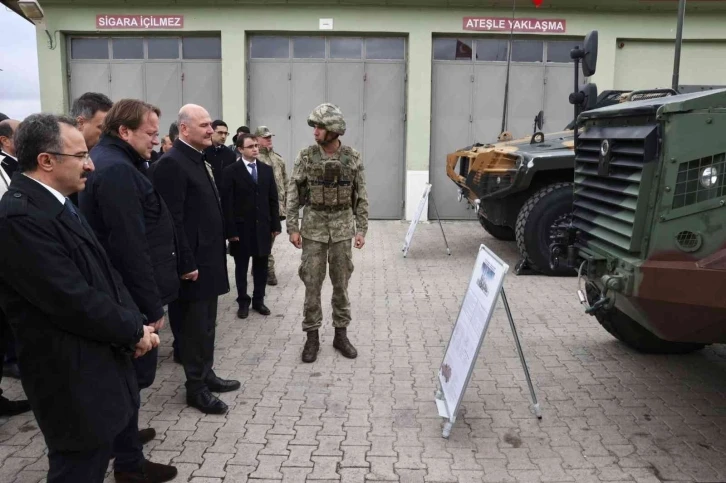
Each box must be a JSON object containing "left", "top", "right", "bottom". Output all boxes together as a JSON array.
[{"left": 302, "top": 144, "right": 354, "bottom": 211}]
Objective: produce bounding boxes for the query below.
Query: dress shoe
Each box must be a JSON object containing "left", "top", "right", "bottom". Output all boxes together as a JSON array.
[
  {"left": 206, "top": 374, "right": 241, "bottom": 393},
  {"left": 252, "top": 303, "right": 271, "bottom": 316},
  {"left": 267, "top": 270, "right": 278, "bottom": 286},
  {"left": 301, "top": 330, "right": 320, "bottom": 363},
  {"left": 114, "top": 460, "right": 178, "bottom": 482},
  {"left": 0, "top": 396, "right": 31, "bottom": 417},
  {"left": 237, "top": 305, "right": 249, "bottom": 319},
  {"left": 333, "top": 327, "right": 358, "bottom": 359},
  {"left": 187, "top": 389, "right": 228, "bottom": 415},
  {"left": 139, "top": 428, "right": 156, "bottom": 445},
  {"left": 3, "top": 362, "right": 20, "bottom": 379}
]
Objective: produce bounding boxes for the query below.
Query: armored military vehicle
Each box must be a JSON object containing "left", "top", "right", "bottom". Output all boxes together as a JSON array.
[
  {"left": 550, "top": 87, "right": 726, "bottom": 353},
  {"left": 446, "top": 32, "right": 681, "bottom": 277}
]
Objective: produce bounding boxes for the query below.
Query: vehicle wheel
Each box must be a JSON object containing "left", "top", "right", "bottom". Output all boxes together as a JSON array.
[
  {"left": 478, "top": 213, "right": 515, "bottom": 241},
  {"left": 515, "top": 182, "right": 576, "bottom": 276},
  {"left": 586, "top": 285, "right": 706, "bottom": 354}
]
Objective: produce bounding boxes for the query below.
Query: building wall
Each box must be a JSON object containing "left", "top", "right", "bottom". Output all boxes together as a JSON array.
[{"left": 34, "top": 5, "right": 726, "bottom": 220}]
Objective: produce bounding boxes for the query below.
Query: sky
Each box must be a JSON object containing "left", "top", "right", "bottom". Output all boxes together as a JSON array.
[{"left": 0, "top": 7, "right": 41, "bottom": 120}]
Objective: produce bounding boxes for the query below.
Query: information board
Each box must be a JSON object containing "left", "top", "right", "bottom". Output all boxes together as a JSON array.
[
  {"left": 402, "top": 183, "right": 431, "bottom": 258},
  {"left": 436, "top": 244, "right": 509, "bottom": 425}
]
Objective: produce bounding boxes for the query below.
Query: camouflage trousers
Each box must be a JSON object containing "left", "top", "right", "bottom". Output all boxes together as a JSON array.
[{"left": 299, "top": 238, "right": 354, "bottom": 332}]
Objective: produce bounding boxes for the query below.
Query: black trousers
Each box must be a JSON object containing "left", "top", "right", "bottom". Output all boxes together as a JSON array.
[
  {"left": 47, "top": 444, "right": 112, "bottom": 483},
  {"left": 234, "top": 250, "right": 268, "bottom": 307},
  {"left": 167, "top": 297, "right": 218, "bottom": 395},
  {"left": 0, "top": 311, "right": 7, "bottom": 397}
]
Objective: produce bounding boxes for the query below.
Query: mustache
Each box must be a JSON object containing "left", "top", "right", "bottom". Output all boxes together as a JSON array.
[{"left": 81, "top": 172, "right": 89, "bottom": 179}]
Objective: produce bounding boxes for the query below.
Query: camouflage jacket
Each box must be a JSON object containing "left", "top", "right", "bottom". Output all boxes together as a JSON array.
[
  {"left": 287, "top": 143, "right": 369, "bottom": 243},
  {"left": 258, "top": 147, "right": 288, "bottom": 217}
]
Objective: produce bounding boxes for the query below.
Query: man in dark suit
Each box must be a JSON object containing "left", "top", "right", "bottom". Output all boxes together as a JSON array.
[
  {"left": 203, "top": 120, "right": 236, "bottom": 194},
  {"left": 151, "top": 104, "right": 240, "bottom": 415},
  {"left": 0, "top": 119, "right": 23, "bottom": 383},
  {"left": 0, "top": 113, "right": 158, "bottom": 482},
  {"left": 222, "top": 133, "right": 281, "bottom": 319},
  {"left": 79, "top": 99, "right": 179, "bottom": 482}
]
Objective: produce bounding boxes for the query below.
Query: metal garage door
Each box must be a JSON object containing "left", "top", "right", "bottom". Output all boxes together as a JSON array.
[
  {"left": 615, "top": 40, "right": 726, "bottom": 91},
  {"left": 68, "top": 36, "right": 222, "bottom": 138},
  {"left": 248, "top": 36, "right": 406, "bottom": 219},
  {"left": 430, "top": 37, "right": 580, "bottom": 219}
]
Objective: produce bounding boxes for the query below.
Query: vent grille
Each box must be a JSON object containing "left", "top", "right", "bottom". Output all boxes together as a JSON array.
[
  {"left": 672, "top": 153, "right": 726, "bottom": 209},
  {"left": 572, "top": 124, "right": 657, "bottom": 253}
]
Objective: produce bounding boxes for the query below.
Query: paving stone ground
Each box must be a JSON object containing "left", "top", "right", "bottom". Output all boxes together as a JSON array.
[{"left": 1, "top": 220, "right": 726, "bottom": 483}]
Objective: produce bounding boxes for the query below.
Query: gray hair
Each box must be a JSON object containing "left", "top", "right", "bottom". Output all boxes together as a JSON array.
[
  {"left": 15, "top": 114, "right": 78, "bottom": 173},
  {"left": 70, "top": 92, "right": 113, "bottom": 120}
]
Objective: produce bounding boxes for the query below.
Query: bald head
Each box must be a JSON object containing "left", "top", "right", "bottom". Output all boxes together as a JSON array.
[
  {"left": 178, "top": 104, "right": 213, "bottom": 151},
  {"left": 0, "top": 119, "right": 20, "bottom": 157}
]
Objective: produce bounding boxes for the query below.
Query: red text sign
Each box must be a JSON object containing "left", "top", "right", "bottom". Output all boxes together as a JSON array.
[
  {"left": 96, "top": 15, "right": 184, "bottom": 29},
  {"left": 463, "top": 17, "right": 566, "bottom": 33}
]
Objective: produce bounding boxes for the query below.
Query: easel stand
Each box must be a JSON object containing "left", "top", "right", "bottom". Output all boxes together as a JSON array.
[
  {"left": 434, "top": 245, "right": 541, "bottom": 439},
  {"left": 402, "top": 183, "right": 451, "bottom": 258}
]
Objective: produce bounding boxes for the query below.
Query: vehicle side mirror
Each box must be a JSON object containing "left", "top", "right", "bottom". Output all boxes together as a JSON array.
[
  {"left": 535, "top": 110, "right": 544, "bottom": 131},
  {"left": 571, "top": 30, "right": 598, "bottom": 77},
  {"left": 569, "top": 83, "right": 598, "bottom": 110}
]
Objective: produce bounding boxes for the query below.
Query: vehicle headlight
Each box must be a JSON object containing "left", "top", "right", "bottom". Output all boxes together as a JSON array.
[{"left": 700, "top": 166, "right": 718, "bottom": 188}]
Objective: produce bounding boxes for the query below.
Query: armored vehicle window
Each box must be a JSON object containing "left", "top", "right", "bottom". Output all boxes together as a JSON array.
[
  {"left": 475, "top": 39, "right": 508, "bottom": 61},
  {"left": 293, "top": 37, "right": 325, "bottom": 59},
  {"left": 366, "top": 38, "right": 405, "bottom": 60},
  {"left": 250, "top": 36, "right": 289, "bottom": 59},
  {"left": 547, "top": 40, "right": 579, "bottom": 63},
  {"left": 433, "top": 38, "right": 472, "bottom": 60},
  {"left": 112, "top": 38, "right": 143, "bottom": 60},
  {"left": 71, "top": 38, "right": 109, "bottom": 60},
  {"left": 511, "top": 40, "right": 543, "bottom": 62},
  {"left": 331, "top": 38, "right": 362, "bottom": 59},
  {"left": 148, "top": 38, "right": 179, "bottom": 59},
  {"left": 182, "top": 37, "right": 221, "bottom": 59}
]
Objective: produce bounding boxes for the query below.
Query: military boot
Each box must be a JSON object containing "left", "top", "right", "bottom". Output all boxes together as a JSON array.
[
  {"left": 333, "top": 328, "right": 358, "bottom": 359},
  {"left": 302, "top": 330, "right": 320, "bottom": 363},
  {"left": 267, "top": 269, "right": 278, "bottom": 286}
]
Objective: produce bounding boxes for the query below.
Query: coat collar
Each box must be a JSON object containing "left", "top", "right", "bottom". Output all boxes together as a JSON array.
[
  {"left": 174, "top": 139, "right": 205, "bottom": 165},
  {"left": 11, "top": 174, "right": 97, "bottom": 246},
  {"left": 95, "top": 134, "right": 149, "bottom": 170}
]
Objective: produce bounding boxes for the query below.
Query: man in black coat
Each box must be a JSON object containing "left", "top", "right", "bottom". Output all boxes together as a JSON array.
[
  {"left": 79, "top": 99, "right": 179, "bottom": 482},
  {"left": 151, "top": 104, "right": 240, "bottom": 415},
  {"left": 0, "top": 114, "right": 158, "bottom": 482},
  {"left": 222, "top": 133, "right": 281, "bottom": 319},
  {"left": 203, "top": 120, "right": 236, "bottom": 194}
]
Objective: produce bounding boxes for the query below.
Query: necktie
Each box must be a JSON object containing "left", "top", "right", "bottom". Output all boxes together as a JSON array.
[
  {"left": 248, "top": 163, "right": 257, "bottom": 183},
  {"left": 64, "top": 198, "right": 81, "bottom": 223}
]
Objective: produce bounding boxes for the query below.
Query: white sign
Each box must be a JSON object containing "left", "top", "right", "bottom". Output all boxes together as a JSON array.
[
  {"left": 319, "top": 18, "right": 333, "bottom": 30},
  {"left": 402, "top": 183, "right": 431, "bottom": 258},
  {"left": 437, "top": 244, "right": 509, "bottom": 423}
]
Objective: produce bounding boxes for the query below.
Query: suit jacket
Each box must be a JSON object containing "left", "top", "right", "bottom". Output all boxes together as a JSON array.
[
  {"left": 222, "top": 158, "right": 281, "bottom": 258},
  {"left": 0, "top": 175, "right": 145, "bottom": 451},
  {"left": 204, "top": 144, "right": 237, "bottom": 194},
  {"left": 150, "top": 139, "right": 230, "bottom": 301},
  {"left": 0, "top": 151, "right": 18, "bottom": 178}
]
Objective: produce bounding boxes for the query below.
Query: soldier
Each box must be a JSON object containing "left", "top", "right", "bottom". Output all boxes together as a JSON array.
[
  {"left": 287, "top": 103, "right": 368, "bottom": 363},
  {"left": 255, "top": 125, "right": 288, "bottom": 286}
]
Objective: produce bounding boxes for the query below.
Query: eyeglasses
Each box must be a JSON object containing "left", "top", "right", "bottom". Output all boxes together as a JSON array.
[
  {"left": 47, "top": 152, "right": 91, "bottom": 163},
  {"left": 243, "top": 144, "right": 259, "bottom": 149}
]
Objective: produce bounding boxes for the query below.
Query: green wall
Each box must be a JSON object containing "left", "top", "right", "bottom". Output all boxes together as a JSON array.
[{"left": 35, "top": 5, "right": 726, "bottom": 171}]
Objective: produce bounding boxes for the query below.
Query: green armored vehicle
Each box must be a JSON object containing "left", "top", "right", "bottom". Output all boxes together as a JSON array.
[{"left": 550, "top": 87, "right": 726, "bottom": 353}]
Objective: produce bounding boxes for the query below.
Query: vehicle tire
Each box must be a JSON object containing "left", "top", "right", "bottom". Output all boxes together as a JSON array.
[
  {"left": 515, "top": 182, "right": 576, "bottom": 276},
  {"left": 586, "top": 285, "right": 707, "bottom": 354},
  {"left": 478, "top": 213, "right": 515, "bottom": 241}
]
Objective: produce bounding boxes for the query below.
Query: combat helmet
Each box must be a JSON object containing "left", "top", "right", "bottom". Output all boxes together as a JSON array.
[{"left": 307, "top": 103, "right": 346, "bottom": 135}]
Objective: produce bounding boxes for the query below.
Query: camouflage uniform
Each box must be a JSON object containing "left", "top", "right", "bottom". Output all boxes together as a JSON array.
[
  {"left": 287, "top": 103, "right": 369, "bottom": 362},
  {"left": 255, "top": 126, "right": 288, "bottom": 284}
]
